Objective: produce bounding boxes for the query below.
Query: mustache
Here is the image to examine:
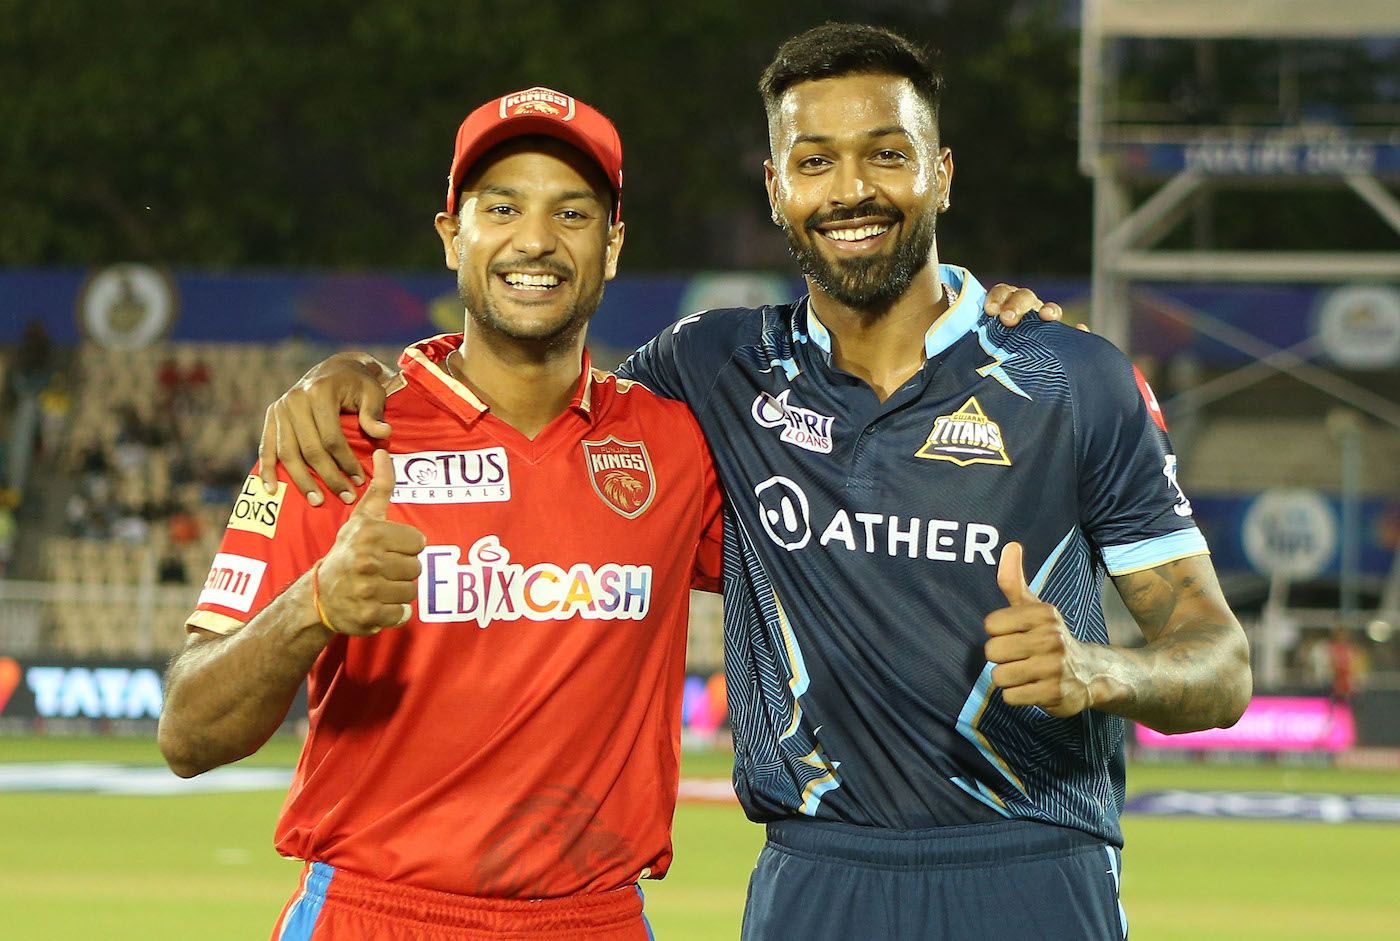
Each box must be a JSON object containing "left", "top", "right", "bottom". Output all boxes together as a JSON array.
[
  {"left": 804, "top": 204, "right": 904, "bottom": 233},
  {"left": 488, "top": 259, "right": 574, "bottom": 280}
]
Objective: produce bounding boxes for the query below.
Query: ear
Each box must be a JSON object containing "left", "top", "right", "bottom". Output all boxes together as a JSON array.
[
  {"left": 434, "top": 211, "right": 462, "bottom": 270},
  {"left": 935, "top": 147, "right": 954, "bottom": 211},
  {"left": 602, "top": 220, "right": 625, "bottom": 281},
  {"left": 764, "top": 159, "right": 782, "bottom": 226}
]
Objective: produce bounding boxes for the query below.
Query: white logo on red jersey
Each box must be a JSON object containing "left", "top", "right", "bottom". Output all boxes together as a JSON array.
[
  {"left": 418, "top": 536, "right": 652, "bottom": 628},
  {"left": 390, "top": 449, "right": 510, "bottom": 504},
  {"left": 198, "top": 553, "right": 266, "bottom": 613},
  {"left": 751, "top": 391, "right": 835, "bottom": 454},
  {"left": 582, "top": 438, "right": 655, "bottom": 518}
]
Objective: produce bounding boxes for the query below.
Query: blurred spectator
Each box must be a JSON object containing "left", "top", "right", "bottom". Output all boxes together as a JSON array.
[
  {"left": 113, "top": 406, "right": 151, "bottom": 473},
  {"left": 157, "top": 553, "right": 188, "bottom": 585},
  {"left": 279, "top": 328, "right": 324, "bottom": 377},
  {"left": 167, "top": 504, "right": 202, "bottom": 546},
  {"left": 1328, "top": 626, "right": 1366, "bottom": 704},
  {"left": 112, "top": 504, "right": 149, "bottom": 543},
  {"left": 0, "top": 487, "right": 17, "bottom": 576},
  {"left": 159, "top": 347, "right": 211, "bottom": 417},
  {"left": 36, "top": 374, "right": 72, "bottom": 457},
  {"left": 5, "top": 319, "right": 55, "bottom": 491},
  {"left": 11, "top": 318, "right": 54, "bottom": 398},
  {"left": 66, "top": 490, "right": 110, "bottom": 540}
]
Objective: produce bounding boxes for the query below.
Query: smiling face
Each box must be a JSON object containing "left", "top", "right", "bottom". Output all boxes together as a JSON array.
[
  {"left": 765, "top": 72, "right": 951, "bottom": 313},
  {"left": 435, "top": 137, "right": 624, "bottom": 350}
]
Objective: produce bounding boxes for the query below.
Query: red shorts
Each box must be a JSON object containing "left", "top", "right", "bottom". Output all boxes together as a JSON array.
[{"left": 272, "top": 862, "right": 654, "bottom": 940}]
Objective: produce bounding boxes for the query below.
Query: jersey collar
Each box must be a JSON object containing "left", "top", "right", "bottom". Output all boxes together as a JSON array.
[
  {"left": 799, "top": 264, "right": 988, "bottom": 361},
  {"left": 399, "top": 333, "right": 596, "bottom": 424}
]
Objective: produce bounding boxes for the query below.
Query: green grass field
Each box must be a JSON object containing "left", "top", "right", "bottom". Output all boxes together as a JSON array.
[{"left": 2, "top": 737, "right": 1397, "bottom": 939}]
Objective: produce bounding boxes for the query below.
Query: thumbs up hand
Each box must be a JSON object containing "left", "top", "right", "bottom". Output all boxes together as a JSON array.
[
  {"left": 983, "top": 542, "right": 1097, "bottom": 718},
  {"left": 314, "top": 450, "right": 427, "bottom": 636}
]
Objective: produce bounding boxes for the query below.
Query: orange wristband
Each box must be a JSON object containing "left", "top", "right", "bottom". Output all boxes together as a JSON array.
[{"left": 310, "top": 559, "right": 341, "bottom": 634}]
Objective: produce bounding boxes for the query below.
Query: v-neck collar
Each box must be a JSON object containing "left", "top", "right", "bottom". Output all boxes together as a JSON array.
[{"left": 398, "top": 334, "right": 598, "bottom": 459}]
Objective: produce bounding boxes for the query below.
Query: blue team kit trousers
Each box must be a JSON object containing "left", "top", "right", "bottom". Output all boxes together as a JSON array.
[{"left": 741, "top": 817, "right": 1128, "bottom": 940}]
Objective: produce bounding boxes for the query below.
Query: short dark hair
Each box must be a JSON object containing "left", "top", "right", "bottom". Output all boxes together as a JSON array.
[{"left": 759, "top": 23, "right": 943, "bottom": 130}]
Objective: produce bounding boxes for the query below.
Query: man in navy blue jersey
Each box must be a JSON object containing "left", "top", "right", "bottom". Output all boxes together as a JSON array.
[{"left": 261, "top": 23, "right": 1251, "bottom": 941}]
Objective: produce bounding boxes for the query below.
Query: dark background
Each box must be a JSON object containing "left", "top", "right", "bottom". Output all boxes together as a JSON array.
[{"left": 3, "top": 0, "right": 1396, "bottom": 276}]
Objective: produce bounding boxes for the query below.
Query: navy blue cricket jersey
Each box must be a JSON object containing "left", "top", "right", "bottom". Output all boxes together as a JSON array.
[{"left": 617, "top": 265, "right": 1207, "bottom": 846}]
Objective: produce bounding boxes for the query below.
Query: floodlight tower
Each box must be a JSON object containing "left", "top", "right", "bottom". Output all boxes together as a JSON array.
[{"left": 1079, "top": 0, "right": 1400, "bottom": 350}]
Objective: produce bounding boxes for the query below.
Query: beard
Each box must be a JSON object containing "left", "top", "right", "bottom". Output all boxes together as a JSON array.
[
  {"left": 457, "top": 255, "right": 602, "bottom": 352},
  {"left": 781, "top": 202, "right": 937, "bottom": 313}
]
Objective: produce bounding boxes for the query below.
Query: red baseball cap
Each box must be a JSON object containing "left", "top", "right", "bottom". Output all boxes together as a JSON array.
[{"left": 445, "top": 86, "right": 623, "bottom": 220}]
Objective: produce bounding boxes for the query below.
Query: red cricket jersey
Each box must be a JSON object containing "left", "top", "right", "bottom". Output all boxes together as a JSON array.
[{"left": 189, "top": 334, "right": 723, "bottom": 899}]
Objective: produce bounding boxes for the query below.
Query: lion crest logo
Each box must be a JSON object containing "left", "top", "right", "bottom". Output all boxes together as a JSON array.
[{"left": 581, "top": 437, "right": 655, "bottom": 519}]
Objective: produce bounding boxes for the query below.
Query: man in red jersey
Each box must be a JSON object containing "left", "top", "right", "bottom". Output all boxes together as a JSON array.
[{"left": 157, "top": 88, "right": 723, "bottom": 940}]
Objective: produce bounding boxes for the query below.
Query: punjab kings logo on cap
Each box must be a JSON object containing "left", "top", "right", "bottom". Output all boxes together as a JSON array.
[
  {"left": 582, "top": 437, "right": 655, "bottom": 519},
  {"left": 501, "top": 87, "right": 576, "bottom": 121}
]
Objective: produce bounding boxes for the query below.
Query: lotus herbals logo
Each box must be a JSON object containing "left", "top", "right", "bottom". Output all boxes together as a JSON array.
[{"left": 915, "top": 397, "right": 1011, "bottom": 467}]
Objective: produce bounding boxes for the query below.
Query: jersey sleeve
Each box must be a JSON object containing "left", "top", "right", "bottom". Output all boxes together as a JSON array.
[
  {"left": 615, "top": 307, "right": 748, "bottom": 408},
  {"left": 186, "top": 464, "right": 349, "bottom": 635},
  {"left": 1072, "top": 342, "right": 1209, "bottom": 576},
  {"left": 689, "top": 424, "right": 725, "bottom": 594}
]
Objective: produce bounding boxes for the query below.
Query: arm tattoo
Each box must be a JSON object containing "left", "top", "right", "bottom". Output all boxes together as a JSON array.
[{"left": 1102, "top": 556, "right": 1251, "bottom": 732}]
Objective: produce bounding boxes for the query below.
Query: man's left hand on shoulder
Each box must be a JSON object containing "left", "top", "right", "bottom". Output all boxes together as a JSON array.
[
  {"left": 983, "top": 542, "right": 1099, "bottom": 717},
  {"left": 983, "top": 284, "right": 1088, "bottom": 331}
]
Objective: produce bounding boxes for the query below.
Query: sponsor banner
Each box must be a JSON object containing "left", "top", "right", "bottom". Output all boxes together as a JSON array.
[
  {"left": 677, "top": 777, "right": 738, "bottom": 804},
  {"left": 1136, "top": 696, "right": 1356, "bottom": 752},
  {"left": 681, "top": 671, "right": 728, "bottom": 736},
  {"left": 0, "top": 657, "right": 309, "bottom": 727},
  {"left": 1124, "top": 790, "right": 1400, "bottom": 824},
  {"left": 16, "top": 267, "right": 1398, "bottom": 373},
  {"left": 1191, "top": 494, "right": 1399, "bottom": 577},
  {"left": 0, "top": 268, "right": 808, "bottom": 355},
  {"left": 1107, "top": 139, "right": 1400, "bottom": 179},
  {"left": 0, "top": 762, "right": 292, "bottom": 795},
  {"left": 0, "top": 657, "right": 164, "bottom": 721},
  {"left": 76, "top": 264, "right": 178, "bottom": 350}
]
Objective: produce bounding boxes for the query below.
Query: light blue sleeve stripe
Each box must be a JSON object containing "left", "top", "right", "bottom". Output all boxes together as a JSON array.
[
  {"left": 1105, "top": 846, "right": 1129, "bottom": 939},
  {"left": 636, "top": 885, "right": 656, "bottom": 941},
  {"left": 950, "top": 776, "right": 1013, "bottom": 817},
  {"left": 277, "top": 862, "right": 334, "bottom": 941},
  {"left": 1101, "top": 528, "right": 1208, "bottom": 575}
]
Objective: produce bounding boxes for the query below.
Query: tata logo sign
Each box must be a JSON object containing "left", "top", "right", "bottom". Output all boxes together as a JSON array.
[{"left": 24, "top": 666, "right": 163, "bottom": 720}]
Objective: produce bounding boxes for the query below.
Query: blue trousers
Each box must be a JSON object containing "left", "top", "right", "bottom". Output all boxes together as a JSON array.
[{"left": 741, "top": 818, "right": 1128, "bottom": 940}]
